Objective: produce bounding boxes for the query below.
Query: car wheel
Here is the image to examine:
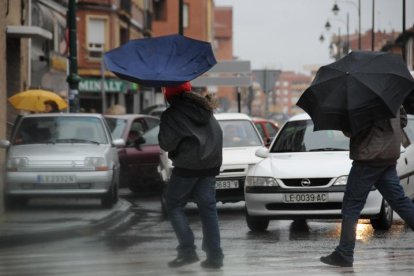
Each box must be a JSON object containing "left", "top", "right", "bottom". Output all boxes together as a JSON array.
[
  {"left": 371, "top": 199, "right": 393, "bottom": 231},
  {"left": 160, "top": 185, "right": 168, "bottom": 217},
  {"left": 245, "top": 208, "right": 269, "bottom": 232},
  {"left": 4, "top": 196, "right": 29, "bottom": 210},
  {"left": 128, "top": 182, "right": 142, "bottom": 193},
  {"left": 101, "top": 182, "right": 118, "bottom": 209},
  {"left": 119, "top": 165, "right": 129, "bottom": 188}
]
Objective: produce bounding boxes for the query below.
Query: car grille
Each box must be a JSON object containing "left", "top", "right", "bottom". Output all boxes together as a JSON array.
[
  {"left": 281, "top": 178, "right": 332, "bottom": 187},
  {"left": 21, "top": 160, "right": 90, "bottom": 172},
  {"left": 266, "top": 202, "right": 342, "bottom": 210}
]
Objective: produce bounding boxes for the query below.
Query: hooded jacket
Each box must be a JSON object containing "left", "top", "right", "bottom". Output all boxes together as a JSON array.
[
  {"left": 158, "top": 92, "right": 223, "bottom": 177},
  {"left": 349, "top": 106, "right": 407, "bottom": 166}
]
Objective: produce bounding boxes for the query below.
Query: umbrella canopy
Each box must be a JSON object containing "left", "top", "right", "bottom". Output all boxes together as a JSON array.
[
  {"left": 103, "top": 34, "right": 217, "bottom": 87},
  {"left": 297, "top": 51, "right": 414, "bottom": 136},
  {"left": 8, "top": 89, "right": 68, "bottom": 112}
]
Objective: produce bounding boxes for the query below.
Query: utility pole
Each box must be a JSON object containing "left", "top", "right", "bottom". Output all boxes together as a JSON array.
[
  {"left": 67, "top": 0, "right": 81, "bottom": 112},
  {"left": 402, "top": 0, "right": 406, "bottom": 62},
  {"left": 371, "top": 0, "right": 375, "bottom": 51}
]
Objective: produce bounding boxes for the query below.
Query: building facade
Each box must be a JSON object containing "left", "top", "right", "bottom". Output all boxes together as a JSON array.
[{"left": 76, "top": 0, "right": 153, "bottom": 113}]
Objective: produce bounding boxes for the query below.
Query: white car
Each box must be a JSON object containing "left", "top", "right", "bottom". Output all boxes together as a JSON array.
[
  {"left": 244, "top": 113, "right": 414, "bottom": 232},
  {"left": 159, "top": 113, "right": 264, "bottom": 212},
  {"left": 397, "top": 114, "right": 414, "bottom": 199},
  {"left": 0, "top": 113, "right": 124, "bottom": 209}
]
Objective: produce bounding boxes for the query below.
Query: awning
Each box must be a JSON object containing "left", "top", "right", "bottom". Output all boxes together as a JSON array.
[{"left": 6, "top": 25, "right": 52, "bottom": 40}]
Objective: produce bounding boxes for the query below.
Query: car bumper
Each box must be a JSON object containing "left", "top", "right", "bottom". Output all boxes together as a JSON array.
[
  {"left": 5, "top": 170, "right": 114, "bottom": 196},
  {"left": 245, "top": 189, "right": 383, "bottom": 218}
]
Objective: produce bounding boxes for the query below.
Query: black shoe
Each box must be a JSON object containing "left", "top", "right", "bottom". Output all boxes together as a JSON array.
[
  {"left": 320, "top": 251, "right": 353, "bottom": 267},
  {"left": 200, "top": 258, "right": 223, "bottom": 269},
  {"left": 168, "top": 253, "right": 199, "bottom": 268}
]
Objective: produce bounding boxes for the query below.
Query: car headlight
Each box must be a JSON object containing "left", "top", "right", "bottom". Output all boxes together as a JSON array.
[
  {"left": 245, "top": 176, "right": 278, "bottom": 187},
  {"left": 333, "top": 175, "right": 348, "bottom": 185},
  {"left": 84, "top": 157, "right": 109, "bottom": 171},
  {"left": 7, "top": 157, "right": 28, "bottom": 171}
]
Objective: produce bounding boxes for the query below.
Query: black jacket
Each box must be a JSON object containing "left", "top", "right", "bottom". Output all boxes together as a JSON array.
[{"left": 158, "top": 92, "right": 223, "bottom": 177}]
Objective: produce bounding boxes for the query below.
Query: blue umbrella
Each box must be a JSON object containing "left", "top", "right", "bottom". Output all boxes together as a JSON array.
[{"left": 104, "top": 34, "right": 217, "bottom": 87}]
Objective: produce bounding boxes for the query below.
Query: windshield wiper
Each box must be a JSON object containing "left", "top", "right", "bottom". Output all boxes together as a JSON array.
[
  {"left": 55, "top": 138, "right": 100, "bottom": 145},
  {"left": 309, "top": 147, "right": 347, "bottom": 152}
]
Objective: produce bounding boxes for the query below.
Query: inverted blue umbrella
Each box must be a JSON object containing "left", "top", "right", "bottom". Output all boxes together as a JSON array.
[{"left": 104, "top": 34, "right": 217, "bottom": 87}]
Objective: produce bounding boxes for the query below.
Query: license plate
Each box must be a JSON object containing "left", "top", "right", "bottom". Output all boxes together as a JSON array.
[
  {"left": 37, "top": 175, "right": 77, "bottom": 184},
  {"left": 216, "top": 180, "right": 239, "bottom": 190},
  {"left": 283, "top": 193, "right": 328, "bottom": 203}
]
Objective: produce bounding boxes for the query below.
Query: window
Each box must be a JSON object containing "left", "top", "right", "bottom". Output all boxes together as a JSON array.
[
  {"left": 153, "top": 0, "right": 167, "bottom": 21},
  {"left": 183, "top": 4, "right": 189, "bottom": 28},
  {"left": 87, "top": 17, "right": 107, "bottom": 58}
]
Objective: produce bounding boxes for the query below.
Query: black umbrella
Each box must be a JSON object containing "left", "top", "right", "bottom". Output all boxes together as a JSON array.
[
  {"left": 297, "top": 51, "right": 414, "bottom": 136},
  {"left": 104, "top": 34, "right": 216, "bottom": 87}
]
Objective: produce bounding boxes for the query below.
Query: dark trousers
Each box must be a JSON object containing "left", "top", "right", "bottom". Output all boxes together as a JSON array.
[
  {"left": 336, "top": 163, "right": 414, "bottom": 263},
  {"left": 166, "top": 173, "right": 223, "bottom": 261}
]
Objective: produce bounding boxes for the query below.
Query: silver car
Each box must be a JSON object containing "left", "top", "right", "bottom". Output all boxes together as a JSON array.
[{"left": 0, "top": 113, "right": 124, "bottom": 209}]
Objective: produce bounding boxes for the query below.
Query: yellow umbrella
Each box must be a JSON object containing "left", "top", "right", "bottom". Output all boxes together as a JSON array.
[{"left": 8, "top": 89, "right": 68, "bottom": 112}]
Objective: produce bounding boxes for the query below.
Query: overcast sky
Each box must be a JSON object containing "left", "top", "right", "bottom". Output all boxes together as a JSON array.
[{"left": 215, "top": 0, "right": 414, "bottom": 74}]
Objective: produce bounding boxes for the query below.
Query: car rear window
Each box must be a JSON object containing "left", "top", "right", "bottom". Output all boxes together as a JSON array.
[
  {"left": 105, "top": 118, "right": 127, "bottom": 140},
  {"left": 271, "top": 120, "right": 349, "bottom": 153},
  {"left": 219, "top": 120, "right": 262, "bottom": 148}
]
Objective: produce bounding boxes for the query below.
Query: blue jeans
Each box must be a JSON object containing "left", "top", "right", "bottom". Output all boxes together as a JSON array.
[
  {"left": 166, "top": 173, "right": 223, "bottom": 261},
  {"left": 336, "top": 162, "right": 414, "bottom": 263}
]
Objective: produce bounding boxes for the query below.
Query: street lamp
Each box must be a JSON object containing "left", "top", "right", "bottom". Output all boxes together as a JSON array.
[
  {"left": 325, "top": 15, "right": 349, "bottom": 57},
  {"left": 332, "top": 0, "right": 361, "bottom": 50},
  {"left": 319, "top": 34, "right": 325, "bottom": 43}
]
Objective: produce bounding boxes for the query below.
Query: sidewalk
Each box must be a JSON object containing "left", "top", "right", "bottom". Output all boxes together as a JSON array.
[{"left": 0, "top": 198, "right": 132, "bottom": 247}]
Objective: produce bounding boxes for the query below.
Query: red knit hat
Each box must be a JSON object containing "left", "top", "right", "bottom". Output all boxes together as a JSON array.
[{"left": 163, "top": 82, "right": 192, "bottom": 103}]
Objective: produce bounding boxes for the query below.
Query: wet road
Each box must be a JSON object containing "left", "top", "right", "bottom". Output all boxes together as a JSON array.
[{"left": 1, "top": 189, "right": 414, "bottom": 276}]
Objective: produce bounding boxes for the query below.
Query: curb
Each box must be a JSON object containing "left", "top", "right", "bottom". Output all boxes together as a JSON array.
[{"left": 0, "top": 199, "right": 132, "bottom": 248}]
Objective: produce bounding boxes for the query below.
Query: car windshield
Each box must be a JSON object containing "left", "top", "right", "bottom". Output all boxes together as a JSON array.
[
  {"left": 142, "top": 125, "right": 159, "bottom": 145},
  {"left": 105, "top": 118, "right": 127, "bottom": 140},
  {"left": 271, "top": 119, "right": 349, "bottom": 153},
  {"left": 13, "top": 116, "right": 108, "bottom": 145},
  {"left": 219, "top": 120, "right": 262, "bottom": 148}
]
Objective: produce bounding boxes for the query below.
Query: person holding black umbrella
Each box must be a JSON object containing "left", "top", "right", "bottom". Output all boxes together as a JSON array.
[
  {"left": 320, "top": 106, "right": 414, "bottom": 267},
  {"left": 158, "top": 82, "right": 224, "bottom": 269}
]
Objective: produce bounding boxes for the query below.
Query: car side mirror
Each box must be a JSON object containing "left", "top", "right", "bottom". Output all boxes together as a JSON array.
[
  {"left": 112, "top": 138, "right": 125, "bottom": 148},
  {"left": 255, "top": 147, "right": 269, "bottom": 158},
  {"left": 0, "top": 139, "right": 10, "bottom": 149}
]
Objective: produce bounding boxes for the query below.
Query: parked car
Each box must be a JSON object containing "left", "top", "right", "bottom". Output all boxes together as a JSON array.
[
  {"left": 397, "top": 114, "right": 414, "bottom": 199},
  {"left": 0, "top": 113, "right": 124, "bottom": 209},
  {"left": 159, "top": 113, "right": 264, "bottom": 213},
  {"left": 252, "top": 117, "right": 279, "bottom": 147},
  {"left": 104, "top": 114, "right": 161, "bottom": 193},
  {"left": 244, "top": 113, "right": 414, "bottom": 232}
]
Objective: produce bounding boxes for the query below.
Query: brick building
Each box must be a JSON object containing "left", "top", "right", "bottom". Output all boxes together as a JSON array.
[
  {"left": 273, "top": 71, "right": 312, "bottom": 117},
  {"left": 76, "top": 0, "right": 153, "bottom": 113}
]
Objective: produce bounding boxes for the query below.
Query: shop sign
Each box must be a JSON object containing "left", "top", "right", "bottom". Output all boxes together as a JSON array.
[{"left": 79, "top": 78, "right": 125, "bottom": 93}]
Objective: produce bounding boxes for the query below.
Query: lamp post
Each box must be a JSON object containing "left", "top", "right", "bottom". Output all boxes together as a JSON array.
[
  {"left": 332, "top": 0, "right": 361, "bottom": 50},
  {"left": 67, "top": 0, "right": 81, "bottom": 112},
  {"left": 325, "top": 14, "right": 349, "bottom": 57}
]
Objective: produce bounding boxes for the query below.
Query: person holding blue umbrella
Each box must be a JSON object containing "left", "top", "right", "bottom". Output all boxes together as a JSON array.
[
  {"left": 158, "top": 82, "right": 224, "bottom": 269},
  {"left": 104, "top": 34, "right": 222, "bottom": 269}
]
